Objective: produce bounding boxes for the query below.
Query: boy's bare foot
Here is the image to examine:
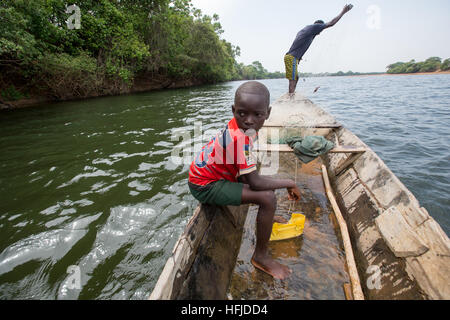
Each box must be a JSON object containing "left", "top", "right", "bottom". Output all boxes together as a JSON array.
[
  {"left": 251, "top": 254, "right": 291, "bottom": 279},
  {"left": 273, "top": 215, "right": 288, "bottom": 224}
]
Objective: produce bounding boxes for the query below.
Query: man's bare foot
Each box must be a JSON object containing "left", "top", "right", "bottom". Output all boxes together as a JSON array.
[
  {"left": 251, "top": 254, "right": 291, "bottom": 279},
  {"left": 273, "top": 215, "right": 288, "bottom": 224}
]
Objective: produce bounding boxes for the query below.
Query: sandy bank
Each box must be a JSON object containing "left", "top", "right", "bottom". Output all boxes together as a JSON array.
[{"left": 339, "top": 71, "right": 450, "bottom": 77}]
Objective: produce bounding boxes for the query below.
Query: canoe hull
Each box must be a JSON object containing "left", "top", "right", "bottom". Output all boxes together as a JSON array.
[
  {"left": 150, "top": 93, "right": 450, "bottom": 300},
  {"left": 150, "top": 204, "right": 248, "bottom": 300},
  {"left": 324, "top": 125, "right": 449, "bottom": 299}
]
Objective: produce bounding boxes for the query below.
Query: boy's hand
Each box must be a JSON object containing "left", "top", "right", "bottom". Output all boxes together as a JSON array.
[
  {"left": 343, "top": 4, "right": 353, "bottom": 14},
  {"left": 273, "top": 215, "right": 288, "bottom": 224},
  {"left": 287, "top": 185, "right": 301, "bottom": 201}
]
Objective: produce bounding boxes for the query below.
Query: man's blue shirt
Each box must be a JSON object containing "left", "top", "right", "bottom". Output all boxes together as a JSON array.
[{"left": 286, "top": 23, "right": 327, "bottom": 59}]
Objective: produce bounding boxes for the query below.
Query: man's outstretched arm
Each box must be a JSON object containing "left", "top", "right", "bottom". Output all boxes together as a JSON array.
[{"left": 324, "top": 4, "right": 353, "bottom": 29}]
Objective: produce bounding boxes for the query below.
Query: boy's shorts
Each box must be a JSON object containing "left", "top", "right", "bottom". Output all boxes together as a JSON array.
[
  {"left": 188, "top": 180, "right": 244, "bottom": 206},
  {"left": 284, "top": 54, "right": 299, "bottom": 80}
]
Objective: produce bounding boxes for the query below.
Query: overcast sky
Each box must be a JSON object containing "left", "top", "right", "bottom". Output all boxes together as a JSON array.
[{"left": 190, "top": 0, "right": 450, "bottom": 73}]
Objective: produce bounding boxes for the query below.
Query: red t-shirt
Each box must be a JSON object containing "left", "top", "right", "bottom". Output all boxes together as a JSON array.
[{"left": 188, "top": 118, "right": 257, "bottom": 187}]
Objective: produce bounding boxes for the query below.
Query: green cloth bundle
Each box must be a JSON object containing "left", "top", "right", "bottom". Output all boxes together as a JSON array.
[{"left": 284, "top": 136, "right": 335, "bottom": 163}]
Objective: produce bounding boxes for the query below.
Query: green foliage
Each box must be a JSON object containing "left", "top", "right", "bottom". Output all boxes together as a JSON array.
[
  {"left": 0, "top": 0, "right": 280, "bottom": 99},
  {"left": 1, "top": 85, "right": 28, "bottom": 101},
  {"left": 386, "top": 57, "right": 446, "bottom": 74},
  {"left": 419, "top": 57, "right": 441, "bottom": 72},
  {"left": 234, "top": 61, "right": 284, "bottom": 80},
  {"left": 37, "top": 51, "right": 101, "bottom": 99},
  {"left": 441, "top": 59, "right": 450, "bottom": 71},
  {"left": 329, "top": 70, "right": 384, "bottom": 77},
  {"left": 0, "top": 5, "right": 40, "bottom": 63}
]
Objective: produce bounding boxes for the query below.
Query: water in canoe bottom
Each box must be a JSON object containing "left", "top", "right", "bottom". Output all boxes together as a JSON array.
[{"left": 227, "top": 154, "right": 349, "bottom": 300}]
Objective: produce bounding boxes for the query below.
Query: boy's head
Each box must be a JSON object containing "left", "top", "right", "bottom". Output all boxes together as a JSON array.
[
  {"left": 314, "top": 20, "right": 325, "bottom": 24},
  {"left": 232, "top": 81, "right": 271, "bottom": 132}
]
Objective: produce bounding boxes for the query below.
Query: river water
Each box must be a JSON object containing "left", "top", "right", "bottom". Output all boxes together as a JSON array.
[{"left": 0, "top": 75, "right": 449, "bottom": 299}]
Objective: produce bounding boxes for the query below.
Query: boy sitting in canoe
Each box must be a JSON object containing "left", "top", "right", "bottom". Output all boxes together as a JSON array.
[{"left": 188, "top": 81, "right": 301, "bottom": 279}]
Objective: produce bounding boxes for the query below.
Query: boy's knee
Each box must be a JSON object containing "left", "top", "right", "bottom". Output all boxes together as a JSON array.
[{"left": 260, "top": 190, "right": 277, "bottom": 209}]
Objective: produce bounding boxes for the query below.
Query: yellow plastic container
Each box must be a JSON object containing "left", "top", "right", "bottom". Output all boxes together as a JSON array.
[{"left": 270, "top": 213, "right": 305, "bottom": 241}]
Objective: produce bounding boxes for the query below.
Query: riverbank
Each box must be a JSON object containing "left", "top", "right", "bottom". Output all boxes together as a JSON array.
[
  {"left": 327, "top": 70, "right": 450, "bottom": 78},
  {"left": 368, "top": 70, "right": 450, "bottom": 77},
  {"left": 0, "top": 76, "right": 204, "bottom": 110},
  {"left": 386, "top": 70, "right": 450, "bottom": 76},
  {"left": 0, "top": 1, "right": 247, "bottom": 112},
  {"left": 2, "top": 70, "right": 450, "bottom": 111}
]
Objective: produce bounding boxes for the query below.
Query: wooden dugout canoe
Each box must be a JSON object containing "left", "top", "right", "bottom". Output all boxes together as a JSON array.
[{"left": 149, "top": 93, "right": 450, "bottom": 300}]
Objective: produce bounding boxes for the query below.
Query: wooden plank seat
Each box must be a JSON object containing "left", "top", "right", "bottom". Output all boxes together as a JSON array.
[
  {"left": 255, "top": 144, "right": 366, "bottom": 154},
  {"left": 263, "top": 123, "right": 343, "bottom": 129},
  {"left": 255, "top": 144, "right": 367, "bottom": 176}
]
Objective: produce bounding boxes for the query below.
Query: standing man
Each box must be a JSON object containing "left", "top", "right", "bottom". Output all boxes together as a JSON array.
[{"left": 285, "top": 4, "right": 353, "bottom": 94}]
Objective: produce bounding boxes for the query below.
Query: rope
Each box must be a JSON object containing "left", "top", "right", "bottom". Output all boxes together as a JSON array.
[{"left": 287, "top": 158, "right": 298, "bottom": 216}]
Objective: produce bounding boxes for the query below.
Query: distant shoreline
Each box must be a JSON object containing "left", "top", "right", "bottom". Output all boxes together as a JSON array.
[
  {"left": 293, "top": 70, "right": 450, "bottom": 79},
  {"left": 328, "top": 70, "right": 450, "bottom": 77},
  {"left": 2, "top": 71, "right": 449, "bottom": 110}
]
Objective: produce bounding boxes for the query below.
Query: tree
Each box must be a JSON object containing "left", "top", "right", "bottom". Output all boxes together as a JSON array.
[
  {"left": 0, "top": 0, "right": 279, "bottom": 101},
  {"left": 386, "top": 62, "right": 405, "bottom": 73},
  {"left": 418, "top": 57, "right": 441, "bottom": 72},
  {"left": 441, "top": 58, "right": 450, "bottom": 71},
  {"left": 386, "top": 57, "right": 443, "bottom": 74}
]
